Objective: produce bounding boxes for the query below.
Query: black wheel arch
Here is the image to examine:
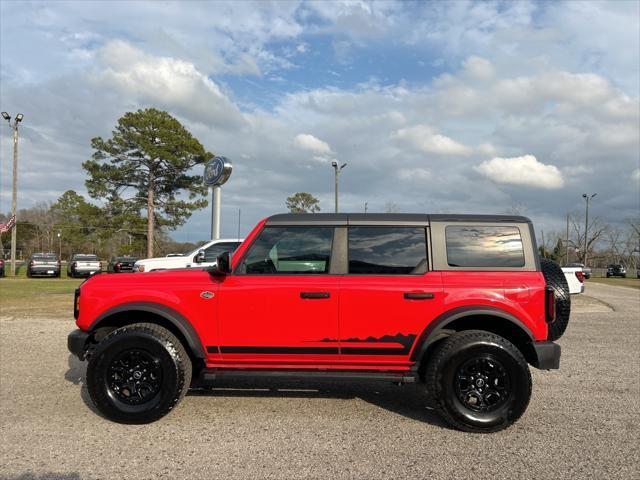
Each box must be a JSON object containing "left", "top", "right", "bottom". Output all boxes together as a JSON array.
[
  {"left": 411, "top": 306, "right": 536, "bottom": 373},
  {"left": 88, "top": 302, "right": 206, "bottom": 362}
]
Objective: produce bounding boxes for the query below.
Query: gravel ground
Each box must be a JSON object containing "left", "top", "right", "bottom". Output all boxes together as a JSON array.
[{"left": 1, "top": 282, "right": 638, "bottom": 480}]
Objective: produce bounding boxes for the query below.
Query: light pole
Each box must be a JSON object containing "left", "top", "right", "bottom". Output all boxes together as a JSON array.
[
  {"left": 582, "top": 193, "right": 597, "bottom": 266},
  {"left": 2, "top": 112, "right": 23, "bottom": 276},
  {"left": 331, "top": 161, "right": 347, "bottom": 213}
]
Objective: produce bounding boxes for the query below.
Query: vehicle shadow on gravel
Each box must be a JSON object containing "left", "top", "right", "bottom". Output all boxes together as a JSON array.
[
  {"left": 187, "top": 378, "right": 448, "bottom": 428},
  {"left": 64, "top": 354, "right": 103, "bottom": 418},
  {"left": 65, "top": 357, "right": 447, "bottom": 428},
  {"left": 2, "top": 474, "right": 81, "bottom": 480}
]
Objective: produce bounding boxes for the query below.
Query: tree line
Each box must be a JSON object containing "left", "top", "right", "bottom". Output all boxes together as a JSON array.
[
  {"left": 538, "top": 213, "right": 639, "bottom": 269},
  {"left": 1, "top": 108, "right": 211, "bottom": 260}
]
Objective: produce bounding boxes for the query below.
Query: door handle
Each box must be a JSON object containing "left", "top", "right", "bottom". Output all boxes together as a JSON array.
[
  {"left": 300, "top": 292, "right": 330, "bottom": 299},
  {"left": 404, "top": 292, "right": 435, "bottom": 300}
]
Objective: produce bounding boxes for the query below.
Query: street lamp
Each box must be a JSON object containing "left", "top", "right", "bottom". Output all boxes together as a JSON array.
[
  {"left": 582, "top": 193, "right": 597, "bottom": 266},
  {"left": 2, "top": 112, "right": 23, "bottom": 276},
  {"left": 331, "top": 161, "right": 347, "bottom": 213}
]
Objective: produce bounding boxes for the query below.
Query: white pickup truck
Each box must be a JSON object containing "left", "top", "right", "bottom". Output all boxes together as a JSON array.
[
  {"left": 134, "top": 238, "right": 243, "bottom": 272},
  {"left": 561, "top": 266, "right": 585, "bottom": 294}
]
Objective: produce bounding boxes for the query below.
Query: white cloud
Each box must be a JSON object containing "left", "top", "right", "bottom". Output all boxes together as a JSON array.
[
  {"left": 632, "top": 169, "right": 640, "bottom": 182},
  {"left": 392, "top": 125, "right": 472, "bottom": 155},
  {"left": 293, "top": 133, "right": 333, "bottom": 154},
  {"left": 398, "top": 168, "right": 431, "bottom": 182},
  {"left": 463, "top": 56, "right": 494, "bottom": 80},
  {"left": 474, "top": 155, "right": 564, "bottom": 189},
  {"left": 95, "top": 40, "right": 243, "bottom": 128}
]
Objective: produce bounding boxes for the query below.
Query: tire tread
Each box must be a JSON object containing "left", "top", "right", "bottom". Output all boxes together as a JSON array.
[{"left": 425, "top": 330, "right": 532, "bottom": 433}]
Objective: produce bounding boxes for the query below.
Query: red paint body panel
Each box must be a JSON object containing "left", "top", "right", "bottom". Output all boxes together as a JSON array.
[
  {"left": 440, "top": 271, "right": 548, "bottom": 341},
  {"left": 216, "top": 275, "right": 340, "bottom": 365},
  {"left": 76, "top": 218, "right": 549, "bottom": 372}
]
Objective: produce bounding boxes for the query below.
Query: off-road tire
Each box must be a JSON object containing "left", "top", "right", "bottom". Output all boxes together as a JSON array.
[
  {"left": 425, "top": 330, "right": 532, "bottom": 433},
  {"left": 86, "top": 323, "right": 192, "bottom": 424},
  {"left": 540, "top": 258, "right": 571, "bottom": 341}
]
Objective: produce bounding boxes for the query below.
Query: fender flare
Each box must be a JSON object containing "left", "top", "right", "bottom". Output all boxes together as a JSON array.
[
  {"left": 89, "top": 302, "right": 205, "bottom": 359},
  {"left": 409, "top": 306, "right": 534, "bottom": 362}
]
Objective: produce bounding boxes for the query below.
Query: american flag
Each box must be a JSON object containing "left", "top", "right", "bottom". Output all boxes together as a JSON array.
[{"left": 0, "top": 215, "right": 16, "bottom": 233}]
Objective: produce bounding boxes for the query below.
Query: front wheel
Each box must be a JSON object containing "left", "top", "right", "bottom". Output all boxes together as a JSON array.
[
  {"left": 86, "top": 323, "right": 192, "bottom": 423},
  {"left": 424, "top": 330, "right": 532, "bottom": 433}
]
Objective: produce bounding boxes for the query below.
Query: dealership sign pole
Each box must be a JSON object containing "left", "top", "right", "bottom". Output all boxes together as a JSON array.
[{"left": 204, "top": 156, "right": 232, "bottom": 240}]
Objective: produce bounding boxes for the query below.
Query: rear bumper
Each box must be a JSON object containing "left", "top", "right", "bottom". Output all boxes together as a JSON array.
[
  {"left": 68, "top": 329, "right": 90, "bottom": 360},
  {"left": 29, "top": 267, "right": 60, "bottom": 275},
  {"left": 531, "top": 341, "right": 561, "bottom": 370},
  {"left": 72, "top": 268, "right": 101, "bottom": 276}
]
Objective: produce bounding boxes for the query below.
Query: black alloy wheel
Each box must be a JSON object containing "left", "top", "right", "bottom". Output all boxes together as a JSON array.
[
  {"left": 424, "top": 330, "right": 532, "bottom": 433},
  {"left": 454, "top": 355, "right": 510, "bottom": 413},
  {"left": 86, "top": 323, "right": 191, "bottom": 423}
]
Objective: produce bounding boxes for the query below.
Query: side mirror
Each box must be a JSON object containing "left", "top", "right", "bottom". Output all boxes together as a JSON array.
[
  {"left": 211, "top": 251, "right": 232, "bottom": 275},
  {"left": 194, "top": 250, "right": 206, "bottom": 263}
]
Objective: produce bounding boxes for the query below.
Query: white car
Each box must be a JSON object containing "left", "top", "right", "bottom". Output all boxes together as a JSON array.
[
  {"left": 561, "top": 266, "right": 585, "bottom": 294},
  {"left": 134, "top": 238, "right": 243, "bottom": 272}
]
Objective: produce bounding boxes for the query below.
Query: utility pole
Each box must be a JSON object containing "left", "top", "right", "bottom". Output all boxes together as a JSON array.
[
  {"left": 565, "top": 214, "right": 570, "bottom": 265},
  {"left": 2, "top": 112, "right": 23, "bottom": 276},
  {"left": 582, "top": 193, "right": 597, "bottom": 266},
  {"left": 364, "top": 202, "right": 368, "bottom": 213},
  {"left": 331, "top": 161, "right": 347, "bottom": 213}
]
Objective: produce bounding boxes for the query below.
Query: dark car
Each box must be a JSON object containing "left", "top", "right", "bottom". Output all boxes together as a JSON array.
[
  {"left": 107, "top": 255, "right": 138, "bottom": 273},
  {"left": 566, "top": 262, "right": 591, "bottom": 279},
  {"left": 0, "top": 258, "right": 4, "bottom": 277},
  {"left": 67, "top": 254, "right": 102, "bottom": 278},
  {"left": 606, "top": 264, "right": 626, "bottom": 278},
  {"left": 27, "top": 253, "right": 61, "bottom": 277}
]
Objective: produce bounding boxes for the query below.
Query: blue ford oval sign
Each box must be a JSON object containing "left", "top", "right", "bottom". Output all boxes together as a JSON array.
[{"left": 204, "top": 156, "right": 232, "bottom": 186}]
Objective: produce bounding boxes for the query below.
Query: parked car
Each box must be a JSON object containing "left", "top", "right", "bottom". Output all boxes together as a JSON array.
[
  {"left": 107, "top": 255, "right": 138, "bottom": 273},
  {"left": 27, "top": 253, "right": 60, "bottom": 277},
  {"left": 606, "top": 264, "right": 626, "bottom": 278},
  {"left": 566, "top": 262, "right": 591, "bottom": 279},
  {"left": 561, "top": 266, "right": 585, "bottom": 294},
  {"left": 69, "top": 213, "right": 568, "bottom": 433},
  {"left": 67, "top": 254, "right": 102, "bottom": 278},
  {"left": 133, "top": 238, "right": 243, "bottom": 272}
]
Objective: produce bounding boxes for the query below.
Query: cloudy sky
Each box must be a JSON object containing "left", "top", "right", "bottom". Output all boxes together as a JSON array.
[{"left": 1, "top": 0, "right": 638, "bottom": 242}]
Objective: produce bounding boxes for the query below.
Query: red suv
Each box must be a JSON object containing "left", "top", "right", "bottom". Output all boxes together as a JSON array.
[{"left": 68, "top": 214, "right": 569, "bottom": 432}]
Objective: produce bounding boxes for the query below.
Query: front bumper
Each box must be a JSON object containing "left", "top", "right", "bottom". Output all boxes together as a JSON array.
[
  {"left": 68, "top": 329, "right": 90, "bottom": 360},
  {"left": 531, "top": 341, "right": 561, "bottom": 370}
]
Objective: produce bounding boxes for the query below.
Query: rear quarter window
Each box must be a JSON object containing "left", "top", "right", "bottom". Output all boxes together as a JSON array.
[{"left": 445, "top": 226, "right": 525, "bottom": 268}]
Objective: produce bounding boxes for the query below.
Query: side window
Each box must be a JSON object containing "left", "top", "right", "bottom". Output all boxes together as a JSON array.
[
  {"left": 445, "top": 226, "right": 525, "bottom": 267},
  {"left": 203, "top": 242, "right": 240, "bottom": 262},
  {"left": 239, "top": 227, "right": 333, "bottom": 274},
  {"left": 348, "top": 227, "right": 427, "bottom": 275}
]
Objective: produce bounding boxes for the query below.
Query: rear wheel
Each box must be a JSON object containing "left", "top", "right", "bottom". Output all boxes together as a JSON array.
[
  {"left": 540, "top": 258, "right": 571, "bottom": 341},
  {"left": 425, "top": 330, "right": 532, "bottom": 433},
  {"left": 86, "top": 323, "right": 192, "bottom": 423}
]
